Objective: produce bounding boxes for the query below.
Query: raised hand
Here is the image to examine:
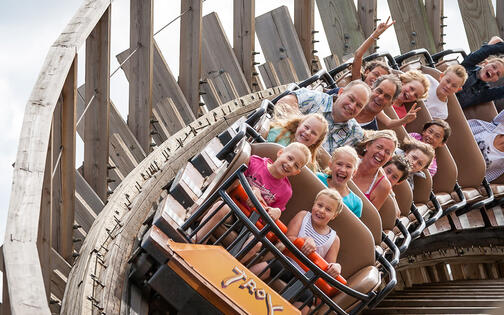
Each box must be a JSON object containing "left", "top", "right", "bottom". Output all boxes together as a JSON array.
[
  {"left": 402, "top": 102, "right": 421, "bottom": 125},
  {"left": 373, "top": 16, "right": 395, "bottom": 39}
]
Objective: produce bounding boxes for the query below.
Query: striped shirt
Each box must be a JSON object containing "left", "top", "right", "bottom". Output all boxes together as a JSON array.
[{"left": 468, "top": 110, "right": 504, "bottom": 182}]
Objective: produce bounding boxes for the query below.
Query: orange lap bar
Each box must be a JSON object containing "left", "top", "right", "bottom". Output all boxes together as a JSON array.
[
  {"left": 229, "top": 184, "right": 288, "bottom": 242},
  {"left": 283, "top": 238, "right": 347, "bottom": 297}
]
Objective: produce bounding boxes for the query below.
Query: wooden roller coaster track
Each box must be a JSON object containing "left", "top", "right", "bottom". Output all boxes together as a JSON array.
[{"left": 2, "top": 1, "right": 504, "bottom": 314}]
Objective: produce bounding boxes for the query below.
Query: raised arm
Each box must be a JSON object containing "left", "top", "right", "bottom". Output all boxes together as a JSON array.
[
  {"left": 462, "top": 40, "right": 504, "bottom": 68},
  {"left": 351, "top": 17, "right": 395, "bottom": 81}
]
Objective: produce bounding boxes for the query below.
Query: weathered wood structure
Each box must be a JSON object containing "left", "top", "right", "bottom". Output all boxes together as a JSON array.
[{"left": 2, "top": 0, "right": 504, "bottom": 314}]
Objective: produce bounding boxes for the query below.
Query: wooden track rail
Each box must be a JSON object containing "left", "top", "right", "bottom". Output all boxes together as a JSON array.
[{"left": 3, "top": 1, "right": 504, "bottom": 314}]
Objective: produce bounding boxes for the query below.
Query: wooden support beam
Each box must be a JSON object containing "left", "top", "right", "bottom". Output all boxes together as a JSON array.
[
  {"left": 38, "top": 131, "right": 53, "bottom": 300},
  {"left": 425, "top": 0, "right": 444, "bottom": 52},
  {"left": 316, "top": 0, "right": 366, "bottom": 59},
  {"left": 60, "top": 56, "right": 77, "bottom": 262},
  {"left": 323, "top": 54, "right": 341, "bottom": 71},
  {"left": 110, "top": 133, "right": 138, "bottom": 176},
  {"left": 233, "top": 0, "right": 255, "bottom": 88},
  {"left": 358, "top": 0, "right": 377, "bottom": 53},
  {"left": 85, "top": 7, "right": 110, "bottom": 202},
  {"left": 51, "top": 99, "right": 63, "bottom": 262},
  {"left": 179, "top": 0, "right": 202, "bottom": 115},
  {"left": 206, "top": 72, "right": 239, "bottom": 108},
  {"left": 76, "top": 170, "right": 105, "bottom": 216},
  {"left": 258, "top": 62, "right": 281, "bottom": 88},
  {"left": 200, "top": 79, "right": 222, "bottom": 109},
  {"left": 129, "top": 0, "right": 153, "bottom": 153},
  {"left": 117, "top": 42, "right": 193, "bottom": 134},
  {"left": 294, "top": 0, "right": 315, "bottom": 73},
  {"left": 498, "top": 0, "right": 504, "bottom": 39},
  {"left": 457, "top": 0, "right": 500, "bottom": 51},
  {"left": 276, "top": 58, "right": 300, "bottom": 84},
  {"left": 256, "top": 6, "right": 311, "bottom": 80},
  {"left": 387, "top": 0, "right": 436, "bottom": 54},
  {"left": 202, "top": 12, "right": 251, "bottom": 98}
]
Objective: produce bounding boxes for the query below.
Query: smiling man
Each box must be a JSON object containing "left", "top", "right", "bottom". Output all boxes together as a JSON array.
[
  {"left": 277, "top": 80, "right": 371, "bottom": 153},
  {"left": 355, "top": 74, "right": 411, "bottom": 130}
]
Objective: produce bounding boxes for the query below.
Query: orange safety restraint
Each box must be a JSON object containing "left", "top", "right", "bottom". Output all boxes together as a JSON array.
[
  {"left": 283, "top": 238, "right": 347, "bottom": 297},
  {"left": 229, "top": 183, "right": 288, "bottom": 242}
]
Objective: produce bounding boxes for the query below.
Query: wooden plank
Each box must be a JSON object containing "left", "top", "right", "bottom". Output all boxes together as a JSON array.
[
  {"left": 256, "top": 6, "right": 311, "bottom": 80},
  {"left": 498, "top": 0, "right": 504, "bottom": 39},
  {"left": 323, "top": 54, "right": 341, "bottom": 71},
  {"left": 110, "top": 133, "right": 138, "bottom": 176},
  {"left": 387, "top": 0, "right": 437, "bottom": 54},
  {"left": 294, "top": 0, "right": 315, "bottom": 73},
  {"left": 275, "top": 58, "right": 300, "bottom": 84},
  {"left": 51, "top": 269, "right": 67, "bottom": 302},
  {"left": 129, "top": 284, "right": 149, "bottom": 315},
  {"left": 151, "top": 107, "right": 170, "bottom": 145},
  {"left": 316, "top": 0, "right": 366, "bottom": 59},
  {"left": 51, "top": 248, "right": 71, "bottom": 278},
  {"left": 51, "top": 98, "right": 63, "bottom": 263},
  {"left": 129, "top": 0, "right": 153, "bottom": 153},
  {"left": 435, "top": 263, "right": 451, "bottom": 282},
  {"left": 107, "top": 158, "right": 124, "bottom": 191},
  {"left": 200, "top": 79, "right": 222, "bottom": 109},
  {"left": 233, "top": 0, "right": 255, "bottom": 88},
  {"left": 60, "top": 56, "right": 78, "bottom": 262},
  {"left": 202, "top": 12, "right": 251, "bottom": 98},
  {"left": 38, "top": 133, "right": 53, "bottom": 299},
  {"left": 457, "top": 0, "right": 500, "bottom": 51},
  {"left": 206, "top": 72, "right": 239, "bottom": 108},
  {"left": 84, "top": 8, "right": 110, "bottom": 203},
  {"left": 75, "top": 193, "right": 97, "bottom": 234},
  {"left": 179, "top": 0, "right": 202, "bottom": 114},
  {"left": 75, "top": 170, "right": 105, "bottom": 216},
  {"left": 117, "top": 42, "right": 194, "bottom": 130},
  {"left": 258, "top": 61, "right": 281, "bottom": 88},
  {"left": 78, "top": 87, "right": 146, "bottom": 163},
  {"left": 450, "top": 263, "right": 465, "bottom": 280},
  {"left": 358, "top": 0, "right": 377, "bottom": 53},
  {"left": 425, "top": 0, "right": 444, "bottom": 52}
]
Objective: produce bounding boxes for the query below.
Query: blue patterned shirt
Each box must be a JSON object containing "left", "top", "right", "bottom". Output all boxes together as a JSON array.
[{"left": 292, "top": 88, "right": 364, "bottom": 153}]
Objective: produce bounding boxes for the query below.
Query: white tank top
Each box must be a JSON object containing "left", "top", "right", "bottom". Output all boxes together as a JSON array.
[{"left": 288, "top": 212, "right": 337, "bottom": 272}]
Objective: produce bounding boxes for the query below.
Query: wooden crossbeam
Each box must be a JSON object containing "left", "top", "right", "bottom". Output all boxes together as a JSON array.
[
  {"left": 387, "top": 0, "right": 436, "bottom": 54},
  {"left": 179, "top": 0, "right": 202, "bottom": 114},
  {"left": 202, "top": 12, "right": 251, "bottom": 98},
  {"left": 233, "top": 0, "right": 256, "bottom": 89},
  {"left": 316, "top": 0, "right": 366, "bottom": 59},
  {"left": 129, "top": 0, "right": 153, "bottom": 153},
  {"left": 256, "top": 6, "right": 311, "bottom": 80},
  {"left": 458, "top": 0, "right": 500, "bottom": 51}
]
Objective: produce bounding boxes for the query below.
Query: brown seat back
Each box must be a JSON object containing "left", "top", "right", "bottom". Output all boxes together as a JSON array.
[
  {"left": 463, "top": 101, "right": 498, "bottom": 121},
  {"left": 379, "top": 195, "right": 399, "bottom": 231},
  {"left": 413, "top": 169, "right": 432, "bottom": 204},
  {"left": 251, "top": 142, "right": 376, "bottom": 278},
  {"left": 393, "top": 181, "right": 413, "bottom": 216},
  {"left": 349, "top": 181, "right": 382, "bottom": 246},
  {"left": 317, "top": 147, "right": 331, "bottom": 171}
]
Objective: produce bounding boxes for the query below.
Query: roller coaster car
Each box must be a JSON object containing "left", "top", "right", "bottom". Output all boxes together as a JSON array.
[{"left": 128, "top": 119, "right": 403, "bottom": 314}]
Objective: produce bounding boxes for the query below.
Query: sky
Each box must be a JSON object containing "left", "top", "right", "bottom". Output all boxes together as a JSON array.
[{"left": 0, "top": 0, "right": 495, "bottom": 250}]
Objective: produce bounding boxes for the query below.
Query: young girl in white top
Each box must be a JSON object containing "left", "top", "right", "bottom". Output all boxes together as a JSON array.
[
  {"left": 250, "top": 189, "right": 342, "bottom": 312},
  {"left": 423, "top": 65, "right": 467, "bottom": 119}
]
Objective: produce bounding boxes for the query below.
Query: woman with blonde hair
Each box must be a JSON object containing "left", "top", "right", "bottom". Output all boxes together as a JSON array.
[
  {"left": 353, "top": 129, "right": 398, "bottom": 210},
  {"left": 266, "top": 112, "right": 328, "bottom": 167}
]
